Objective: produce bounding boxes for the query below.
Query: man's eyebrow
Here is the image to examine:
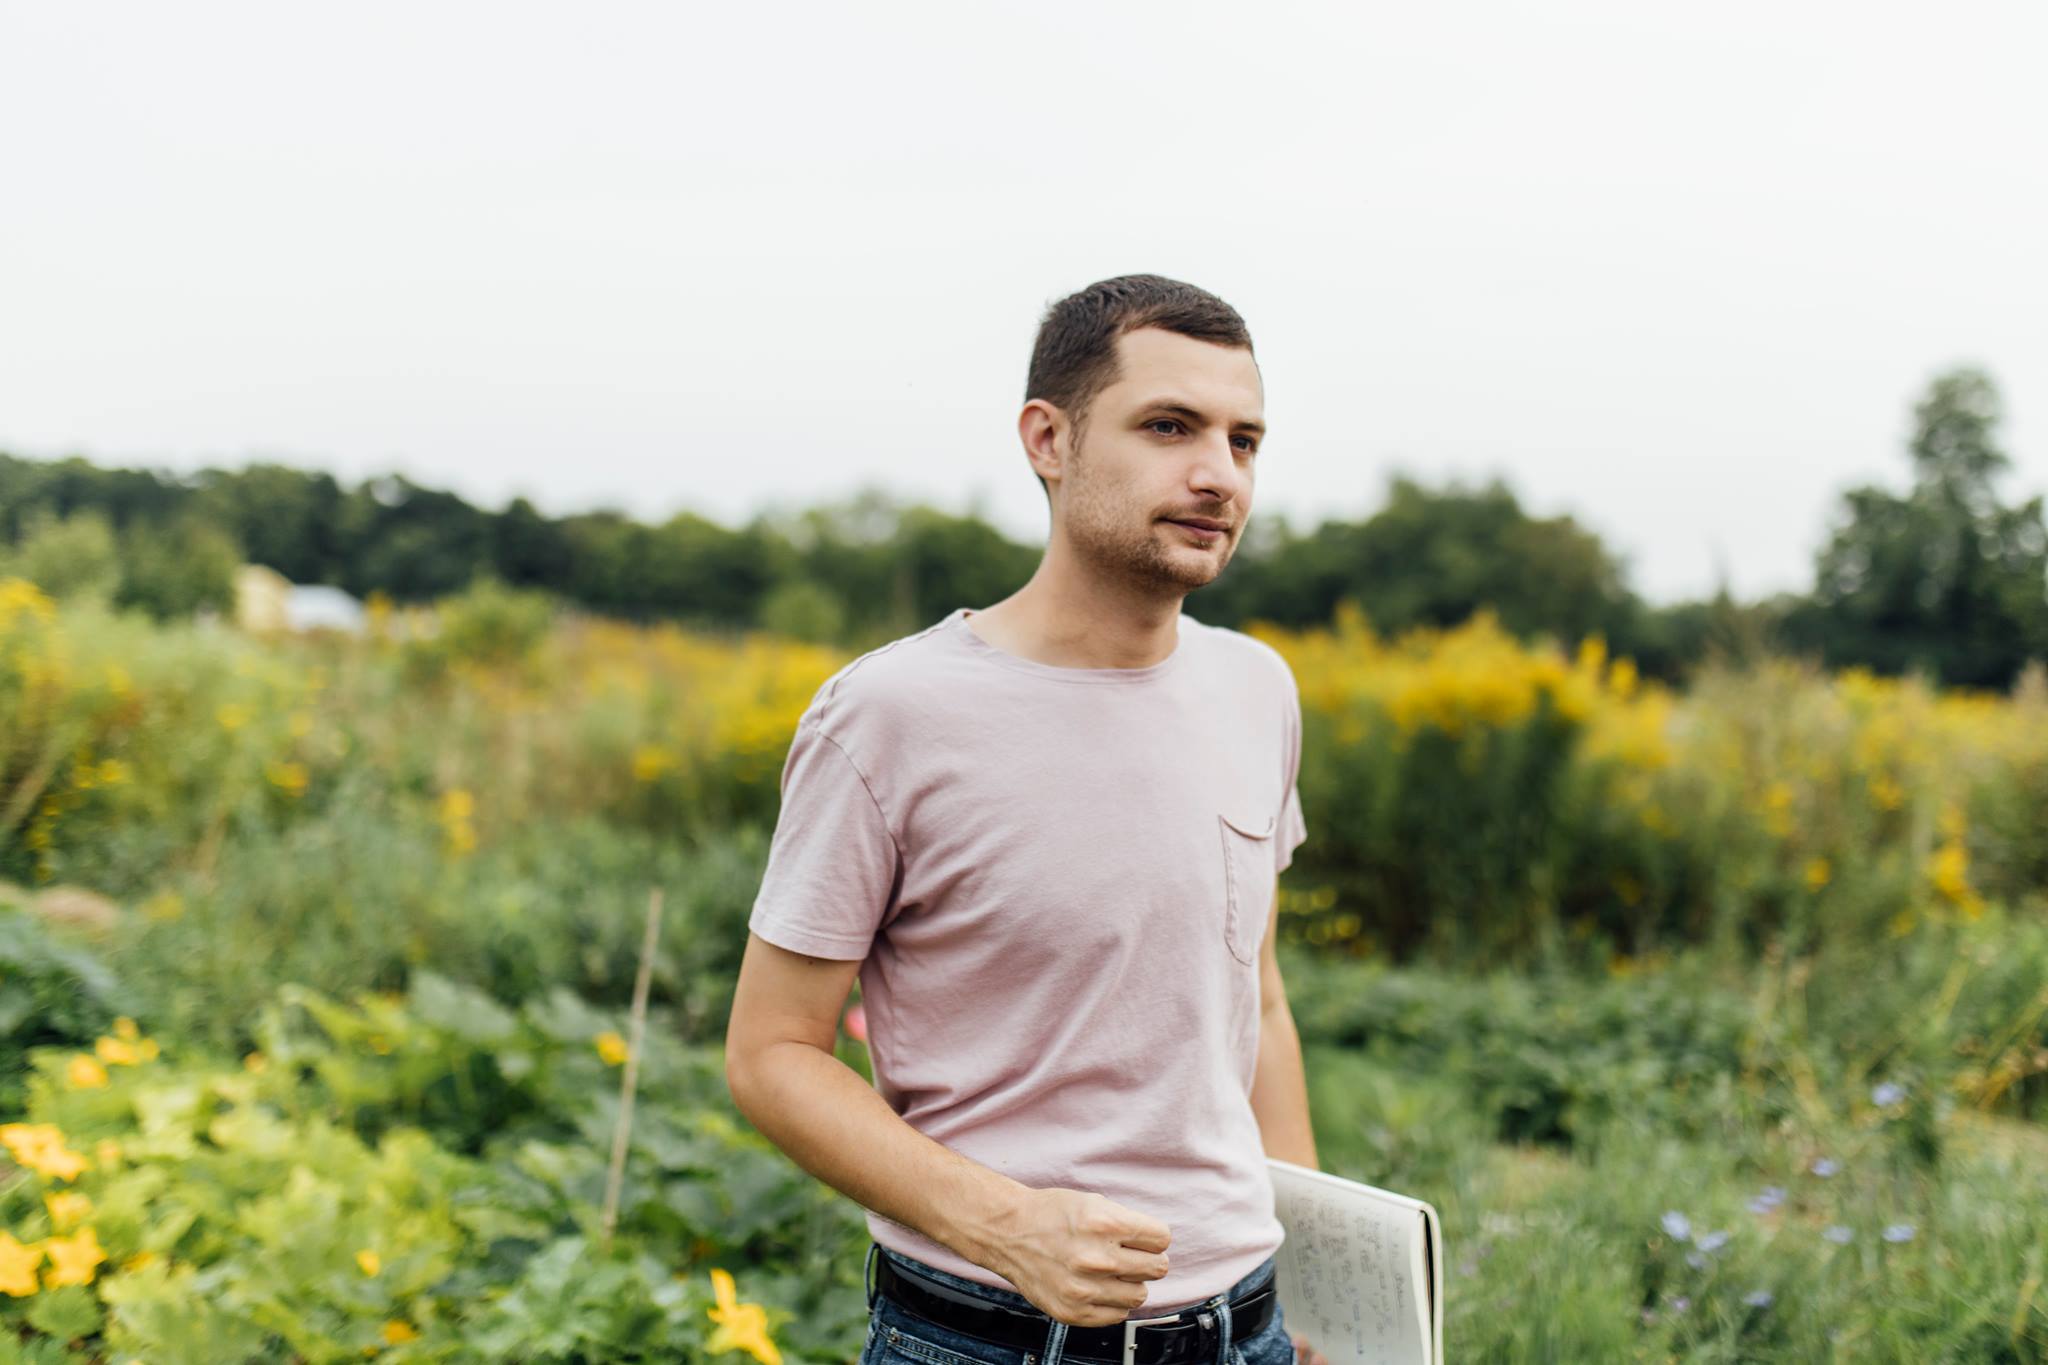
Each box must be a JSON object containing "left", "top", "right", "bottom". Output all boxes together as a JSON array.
[{"left": 1138, "top": 397, "right": 1266, "bottom": 436}]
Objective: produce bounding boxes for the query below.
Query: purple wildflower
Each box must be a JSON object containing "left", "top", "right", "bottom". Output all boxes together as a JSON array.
[
  {"left": 1660, "top": 1211, "right": 1691, "bottom": 1241},
  {"left": 1823, "top": 1224, "right": 1853, "bottom": 1244},
  {"left": 1695, "top": 1229, "right": 1730, "bottom": 1253},
  {"left": 1872, "top": 1082, "right": 1906, "bottom": 1106},
  {"left": 1811, "top": 1157, "right": 1840, "bottom": 1177},
  {"left": 1743, "top": 1289, "right": 1774, "bottom": 1309},
  {"left": 1883, "top": 1223, "right": 1915, "bottom": 1243}
]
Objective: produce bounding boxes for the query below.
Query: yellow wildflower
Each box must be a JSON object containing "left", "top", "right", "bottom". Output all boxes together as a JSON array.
[
  {"left": 245, "top": 1050, "right": 269, "bottom": 1073},
  {"left": 706, "top": 1267, "right": 783, "bottom": 1365},
  {"left": 113, "top": 1016, "right": 139, "bottom": 1041},
  {"left": 1928, "top": 839, "right": 1980, "bottom": 913},
  {"left": 596, "top": 1031, "right": 630, "bottom": 1066},
  {"left": 121, "top": 1249, "right": 158, "bottom": 1273},
  {"left": 97, "top": 758, "right": 130, "bottom": 785},
  {"left": 141, "top": 890, "right": 187, "bottom": 921},
  {"left": 0, "top": 577, "right": 58, "bottom": 627},
  {"left": 1803, "top": 857, "right": 1832, "bottom": 891},
  {"left": 357, "top": 1248, "right": 381, "bottom": 1276},
  {"left": 41, "top": 1226, "right": 106, "bottom": 1287},
  {"left": 96, "top": 1035, "right": 140, "bottom": 1066},
  {"left": 632, "top": 745, "right": 677, "bottom": 783},
  {"left": 217, "top": 702, "right": 251, "bottom": 732},
  {"left": 382, "top": 1319, "right": 420, "bottom": 1344},
  {"left": 44, "top": 1191, "right": 92, "bottom": 1230},
  {"left": 438, "top": 788, "right": 478, "bottom": 856},
  {"left": 94, "top": 1139, "right": 122, "bottom": 1169},
  {"left": 0, "top": 1233, "right": 41, "bottom": 1296},
  {"left": 67, "top": 1054, "right": 110, "bottom": 1089},
  {"left": 266, "top": 759, "right": 310, "bottom": 798},
  {"left": 2, "top": 1123, "right": 73, "bottom": 1167},
  {"left": 14, "top": 1131, "right": 89, "bottom": 1180}
]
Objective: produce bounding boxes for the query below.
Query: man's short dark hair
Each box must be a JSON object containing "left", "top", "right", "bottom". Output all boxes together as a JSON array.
[{"left": 1024, "top": 274, "right": 1255, "bottom": 499}]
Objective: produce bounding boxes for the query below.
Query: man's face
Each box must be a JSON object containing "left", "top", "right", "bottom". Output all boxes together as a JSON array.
[{"left": 1052, "top": 326, "right": 1265, "bottom": 595}]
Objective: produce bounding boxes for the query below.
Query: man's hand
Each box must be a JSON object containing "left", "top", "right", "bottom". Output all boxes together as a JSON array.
[
  {"left": 1289, "top": 1330, "right": 1330, "bottom": 1364},
  {"left": 977, "top": 1187, "right": 1172, "bottom": 1327}
]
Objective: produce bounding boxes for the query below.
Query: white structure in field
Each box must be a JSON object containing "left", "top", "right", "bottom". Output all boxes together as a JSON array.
[{"left": 233, "top": 564, "right": 367, "bottom": 635}]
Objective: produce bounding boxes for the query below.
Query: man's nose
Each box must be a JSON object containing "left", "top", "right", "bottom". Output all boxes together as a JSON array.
[{"left": 1188, "top": 432, "right": 1247, "bottom": 499}]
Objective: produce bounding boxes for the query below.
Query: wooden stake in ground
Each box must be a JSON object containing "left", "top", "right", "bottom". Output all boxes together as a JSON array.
[{"left": 601, "top": 885, "right": 663, "bottom": 1249}]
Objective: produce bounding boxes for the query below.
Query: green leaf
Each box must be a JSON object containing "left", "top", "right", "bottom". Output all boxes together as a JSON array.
[
  {"left": 408, "top": 970, "right": 518, "bottom": 1046},
  {"left": 26, "top": 1283, "right": 103, "bottom": 1341}
]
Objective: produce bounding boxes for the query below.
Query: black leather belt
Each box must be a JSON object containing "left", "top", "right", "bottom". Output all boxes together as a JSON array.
[{"left": 874, "top": 1252, "right": 1277, "bottom": 1364}]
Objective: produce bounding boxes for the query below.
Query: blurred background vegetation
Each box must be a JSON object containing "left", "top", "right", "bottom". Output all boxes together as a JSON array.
[
  {"left": 0, "top": 362, "right": 2045, "bottom": 1361},
  {"left": 6, "top": 365, "right": 2045, "bottom": 692}
]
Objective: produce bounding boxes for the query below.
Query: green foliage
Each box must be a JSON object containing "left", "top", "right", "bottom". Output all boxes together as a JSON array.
[
  {"left": 2, "top": 968, "right": 866, "bottom": 1362},
  {"left": 1793, "top": 366, "right": 2048, "bottom": 689},
  {"left": 2, "top": 487, "right": 2044, "bottom": 1358},
  {"left": 8, "top": 357, "right": 2047, "bottom": 688},
  {"left": 756, "top": 579, "right": 846, "bottom": 645},
  {"left": 114, "top": 516, "right": 241, "bottom": 621},
  {"left": 0, "top": 509, "right": 121, "bottom": 605},
  {"left": 1245, "top": 474, "right": 1634, "bottom": 645},
  {"left": 0, "top": 901, "right": 119, "bottom": 1110},
  {"left": 398, "top": 576, "right": 558, "bottom": 686},
  {"left": 1285, "top": 951, "right": 1760, "bottom": 1149}
]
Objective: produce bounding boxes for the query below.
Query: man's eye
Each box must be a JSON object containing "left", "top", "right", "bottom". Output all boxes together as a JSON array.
[
  {"left": 1149, "top": 419, "right": 1183, "bottom": 436},
  {"left": 1233, "top": 436, "right": 1258, "bottom": 454}
]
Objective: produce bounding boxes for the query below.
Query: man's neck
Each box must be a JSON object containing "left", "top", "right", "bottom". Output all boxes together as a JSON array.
[{"left": 964, "top": 581, "right": 1183, "bottom": 671}]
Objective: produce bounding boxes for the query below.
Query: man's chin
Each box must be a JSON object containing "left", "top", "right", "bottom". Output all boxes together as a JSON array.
[{"left": 1158, "top": 552, "right": 1226, "bottom": 592}]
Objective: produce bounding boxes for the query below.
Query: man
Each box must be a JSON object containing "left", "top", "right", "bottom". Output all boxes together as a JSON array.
[{"left": 725, "top": 274, "right": 1329, "bottom": 1365}]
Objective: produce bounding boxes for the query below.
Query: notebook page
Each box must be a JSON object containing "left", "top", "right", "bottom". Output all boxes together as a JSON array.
[{"left": 1269, "top": 1166, "right": 1430, "bottom": 1365}]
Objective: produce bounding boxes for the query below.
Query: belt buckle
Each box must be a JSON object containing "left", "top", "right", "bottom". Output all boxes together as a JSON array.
[{"left": 1120, "top": 1312, "right": 1182, "bottom": 1365}]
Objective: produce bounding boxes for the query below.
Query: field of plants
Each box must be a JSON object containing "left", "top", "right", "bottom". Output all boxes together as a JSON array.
[{"left": 3, "top": 574, "right": 2046, "bottom": 1363}]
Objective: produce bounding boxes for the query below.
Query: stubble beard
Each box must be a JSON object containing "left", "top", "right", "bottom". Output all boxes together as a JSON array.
[{"left": 1061, "top": 441, "right": 1228, "bottom": 596}]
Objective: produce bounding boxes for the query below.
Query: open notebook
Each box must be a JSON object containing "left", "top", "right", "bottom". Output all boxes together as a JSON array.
[{"left": 1265, "top": 1158, "right": 1444, "bottom": 1365}]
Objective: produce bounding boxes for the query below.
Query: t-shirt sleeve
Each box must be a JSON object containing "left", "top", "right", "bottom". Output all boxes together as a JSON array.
[
  {"left": 747, "top": 715, "right": 900, "bottom": 961},
  {"left": 1275, "top": 663, "right": 1308, "bottom": 875}
]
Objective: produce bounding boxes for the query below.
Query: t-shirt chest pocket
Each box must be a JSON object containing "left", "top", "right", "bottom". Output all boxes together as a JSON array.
[{"left": 1216, "top": 809, "right": 1278, "bottom": 965}]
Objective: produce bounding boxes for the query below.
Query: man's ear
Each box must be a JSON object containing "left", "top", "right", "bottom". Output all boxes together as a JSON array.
[{"left": 1018, "top": 399, "right": 1067, "bottom": 485}]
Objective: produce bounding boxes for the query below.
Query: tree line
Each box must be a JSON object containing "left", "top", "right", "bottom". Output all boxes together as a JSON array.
[{"left": 3, "top": 366, "right": 2043, "bottom": 690}]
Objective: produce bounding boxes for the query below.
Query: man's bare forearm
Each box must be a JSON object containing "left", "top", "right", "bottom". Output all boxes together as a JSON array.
[
  {"left": 728, "top": 1039, "right": 1030, "bottom": 1269},
  {"left": 1249, "top": 1000, "right": 1319, "bottom": 1169}
]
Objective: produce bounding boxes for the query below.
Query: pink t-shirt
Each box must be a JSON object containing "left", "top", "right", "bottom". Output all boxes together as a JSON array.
[{"left": 746, "top": 605, "right": 1308, "bottom": 1312}]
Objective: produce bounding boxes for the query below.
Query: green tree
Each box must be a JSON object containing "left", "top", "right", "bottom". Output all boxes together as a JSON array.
[
  {"left": 115, "top": 516, "right": 243, "bottom": 620},
  {"left": 191, "top": 462, "right": 345, "bottom": 584},
  {"left": 1225, "top": 474, "right": 1635, "bottom": 645},
  {"left": 0, "top": 508, "right": 121, "bottom": 604},
  {"left": 1796, "top": 367, "right": 2048, "bottom": 688}
]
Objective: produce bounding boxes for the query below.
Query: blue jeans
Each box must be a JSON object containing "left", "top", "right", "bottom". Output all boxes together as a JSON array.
[{"left": 859, "top": 1242, "right": 1295, "bottom": 1365}]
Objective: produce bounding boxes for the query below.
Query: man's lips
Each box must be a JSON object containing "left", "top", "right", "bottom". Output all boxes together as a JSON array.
[{"left": 1165, "top": 517, "right": 1230, "bottom": 532}]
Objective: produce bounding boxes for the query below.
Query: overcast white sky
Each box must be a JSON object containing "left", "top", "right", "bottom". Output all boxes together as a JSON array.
[{"left": 3, "top": 2, "right": 2043, "bottom": 605}]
